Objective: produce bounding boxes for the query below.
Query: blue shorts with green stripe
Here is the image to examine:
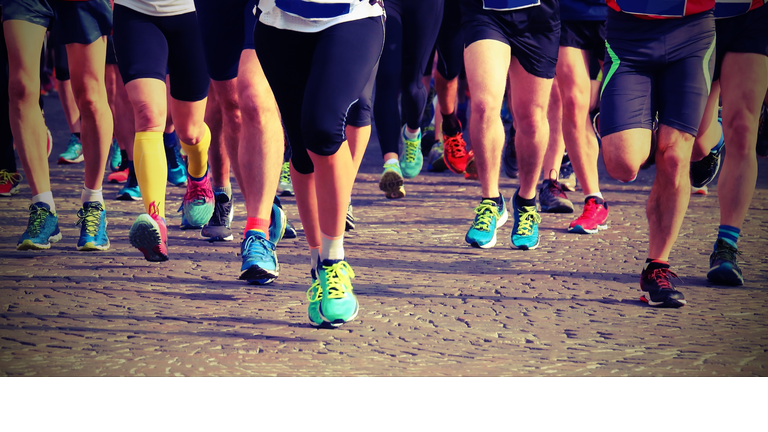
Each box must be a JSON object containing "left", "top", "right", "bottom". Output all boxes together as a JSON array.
[{"left": 599, "top": 9, "right": 715, "bottom": 138}]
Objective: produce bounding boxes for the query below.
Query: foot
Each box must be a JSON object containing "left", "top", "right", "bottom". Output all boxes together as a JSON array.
[
  {"left": 559, "top": 153, "right": 577, "bottom": 192},
  {"left": 117, "top": 181, "right": 141, "bottom": 201},
  {"left": 180, "top": 171, "right": 215, "bottom": 229},
  {"left": 277, "top": 161, "right": 294, "bottom": 196},
  {"left": 345, "top": 202, "right": 355, "bottom": 231},
  {"left": 268, "top": 201, "right": 287, "bottom": 245},
  {"left": 17, "top": 202, "right": 62, "bottom": 250},
  {"left": 511, "top": 191, "right": 542, "bottom": 250},
  {"left": 129, "top": 202, "right": 169, "bottom": 262},
  {"left": 201, "top": 193, "right": 235, "bottom": 241},
  {"left": 640, "top": 266, "right": 686, "bottom": 308},
  {"left": 76, "top": 201, "right": 110, "bottom": 251},
  {"left": 463, "top": 151, "right": 478, "bottom": 180},
  {"left": 443, "top": 130, "right": 470, "bottom": 174},
  {"left": 239, "top": 230, "right": 279, "bottom": 284},
  {"left": 317, "top": 259, "right": 358, "bottom": 327},
  {"left": 707, "top": 239, "right": 744, "bottom": 286},
  {"left": 426, "top": 141, "right": 447, "bottom": 172},
  {"left": 108, "top": 138, "right": 122, "bottom": 172},
  {"left": 0, "top": 170, "right": 22, "bottom": 197},
  {"left": 166, "top": 143, "right": 188, "bottom": 186},
  {"left": 568, "top": 197, "right": 609, "bottom": 234},
  {"left": 539, "top": 179, "right": 574, "bottom": 213},
  {"left": 690, "top": 130, "right": 723, "bottom": 188},
  {"left": 306, "top": 269, "right": 333, "bottom": 328},
  {"left": 379, "top": 161, "right": 406, "bottom": 199},
  {"left": 465, "top": 197, "right": 508, "bottom": 249},
  {"left": 57, "top": 134, "right": 83, "bottom": 164},
  {"left": 399, "top": 127, "right": 423, "bottom": 179},
  {"left": 108, "top": 168, "right": 129, "bottom": 184}
]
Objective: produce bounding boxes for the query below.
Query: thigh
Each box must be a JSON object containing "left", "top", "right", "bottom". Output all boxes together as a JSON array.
[
  {"left": 194, "top": 0, "right": 249, "bottom": 81},
  {"left": 113, "top": 5, "right": 168, "bottom": 86},
  {"left": 163, "top": 12, "right": 210, "bottom": 102},
  {"left": 463, "top": 39, "right": 510, "bottom": 112},
  {"left": 2, "top": 19, "right": 47, "bottom": 89}
]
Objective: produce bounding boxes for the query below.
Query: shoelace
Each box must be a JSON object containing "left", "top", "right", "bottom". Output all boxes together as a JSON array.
[
  {"left": 472, "top": 201, "right": 500, "bottom": 232},
  {"left": 26, "top": 205, "right": 51, "bottom": 236},
  {"left": 0, "top": 170, "right": 20, "bottom": 185},
  {"left": 185, "top": 176, "right": 214, "bottom": 203},
  {"left": 547, "top": 180, "right": 568, "bottom": 199},
  {"left": 713, "top": 242, "right": 741, "bottom": 262},
  {"left": 444, "top": 134, "right": 467, "bottom": 159},
  {"left": 647, "top": 268, "right": 681, "bottom": 290},
  {"left": 403, "top": 140, "right": 420, "bottom": 163},
  {"left": 76, "top": 204, "right": 102, "bottom": 236},
  {"left": 515, "top": 206, "right": 541, "bottom": 236},
  {"left": 280, "top": 162, "right": 291, "bottom": 184},
  {"left": 243, "top": 234, "right": 273, "bottom": 260},
  {"left": 306, "top": 278, "right": 322, "bottom": 302},
  {"left": 322, "top": 261, "right": 355, "bottom": 299}
]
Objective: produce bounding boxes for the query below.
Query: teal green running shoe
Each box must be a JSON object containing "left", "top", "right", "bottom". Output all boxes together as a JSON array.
[
  {"left": 510, "top": 191, "right": 542, "bottom": 250},
  {"left": 379, "top": 160, "right": 406, "bottom": 199},
  {"left": 306, "top": 269, "right": 334, "bottom": 328},
  {"left": 165, "top": 142, "right": 187, "bottom": 186},
  {"left": 399, "top": 127, "right": 423, "bottom": 179},
  {"left": 277, "top": 161, "right": 294, "bottom": 196},
  {"left": 318, "top": 259, "right": 358, "bottom": 327},
  {"left": 76, "top": 201, "right": 110, "bottom": 251},
  {"left": 465, "top": 196, "right": 508, "bottom": 249},
  {"left": 117, "top": 173, "right": 141, "bottom": 201},
  {"left": 108, "top": 138, "right": 122, "bottom": 172},
  {"left": 17, "top": 202, "right": 62, "bottom": 250},
  {"left": 180, "top": 171, "right": 215, "bottom": 229},
  {"left": 57, "top": 134, "right": 83, "bottom": 164}
]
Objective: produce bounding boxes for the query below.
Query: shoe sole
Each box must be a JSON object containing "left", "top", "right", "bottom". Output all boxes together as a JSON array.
[
  {"left": 201, "top": 232, "right": 234, "bottom": 241},
  {"left": 129, "top": 215, "right": 168, "bottom": 262},
  {"left": 319, "top": 301, "right": 359, "bottom": 328},
  {"left": 77, "top": 241, "right": 111, "bottom": 251},
  {"left": 707, "top": 267, "right": 744, "bottom": 286},
  {"left": 17, "top": 232, "right": 62, "bottom": 251},
  {"left": 117, "top": 193, "right": 141, "bottom": 201},
  {"left": 568, "top": 223, "right": 608, "bottom": 235},
  {"left": 640, "top": 293, "right": 687, "bottom": 308},
  {"left": 108, "top": 178, "right": 127, "bottom": 184},
  {"left": 0, "top": 187, "right": 21, "bottom": 197},
  {"left": 57, "top": 155, "right": 84, "bottom": 164},
  {"left": 379, "top": 170, "right": 405, "bottom": 199},
  {"left": 182, "top": 204, "right": 215, "bottom": 228},
  {"left": 239, "top": 266, "right": 278, "bottom": 284}
]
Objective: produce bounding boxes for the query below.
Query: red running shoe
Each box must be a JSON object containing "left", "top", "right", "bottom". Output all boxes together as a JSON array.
[
  {"left": 568, "top": 197, "right": 609, "bottom": 234},
  {"left": 640, "top": 265, "right": 686, "bottom": 308},
  {"left": 108, "top": 168, "right": 129, "bottom": 184},
  {"left": 443, "top": 130, "right": 470, "bottom": 174},
  {"left": 463, "top": 150, "right": 478, "bottom": 180},
  {"left": 129, "top": 201, "right": 169, "bottom": 262}
]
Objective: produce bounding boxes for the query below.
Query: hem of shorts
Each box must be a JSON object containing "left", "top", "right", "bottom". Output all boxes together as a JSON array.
[
  {"left": 210, "top": 73, "right": 239, "bottom": 82},
  {"left": 170, "top": 91, "right": 210, "bottom": 103},
  {"left": 1, "top": 16, "right": 49, "bottom": 28},
  {"left": 122, "top": 73, "right": 167, "bottom": 86},
  {"left": 659, "top": 119, "right": 698, "bottom": 137},
  {"left": 601, "top": 123, "right": 652, "bottom": 137},
  {"left": 346, "top": 120, "right": 372, "bottom": 128},
  {"left": 57, "top": 29, "right": 110, "bottom": 46}
]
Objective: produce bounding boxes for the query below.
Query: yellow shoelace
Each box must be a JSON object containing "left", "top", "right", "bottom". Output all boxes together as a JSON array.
[
  {"left": 404, "top": 140, "right": 420, "bottom": 163},
  {"left": 76, "top": 205, "right": 102, "bottom": 236},
  {"left": 472, "top": 200, "right": 501, "bottom": 232},
  {"left": 516, "top": 206, "right": 541, "bottom": 236},
  {"left": 306, "top": 278, "right": 322, "bottom": 302},
  {"left": 322, "top": 261, "right": 356, "bottom": 299},
  {"left": 280, "top": 162, "right": 291, "bottom": 183}
]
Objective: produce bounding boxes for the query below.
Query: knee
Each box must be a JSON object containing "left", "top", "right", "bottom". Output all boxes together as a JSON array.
[
  {"left": 133, "top": 102, "right": 166, "bottom": 132},
  {"left": 239, "top": 88, "right": 276, "bottom": 125},
  {"left": 470, "top": 96, "right": 502, "bottom": 121},
  {"left": 656, "top": 144, "right": 690, "bottom": 175},
  {"left": 514, "top": 108, "right": 547, "bottom": 137},
  {"left": 722, "top": 118, "right": 757, "bottom": 159},
  {"left": 560, "top": 93, "right": 588, "bottom": 128},
  {"left": 175, "top": 122, "right": 207, "bottom": 145},
  {"left": 74, "top": 92, "right": 105, "bottom": 119},
  {"left": 302, "top": 112, "right": 340, "bottom": 155},
  {"left": 219, "top": 96, "right": 242, "bottom": 129},
  {"left": 7, "top": 78, "right": 38, "bottom": 106},
  {"left": 602, "top": 141, "right": 640, "bottom": 183}
]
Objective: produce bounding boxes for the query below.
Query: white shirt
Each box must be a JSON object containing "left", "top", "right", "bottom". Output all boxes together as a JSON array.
[
  {"left": 258, "top": 0, "right": 384, "bottom": 33},
  {"left": 115, "top": 0, "right": 196, "bottom": 17}
]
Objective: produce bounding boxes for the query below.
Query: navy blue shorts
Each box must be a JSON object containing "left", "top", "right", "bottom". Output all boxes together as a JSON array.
[
  {"left": 713, "top": 5, "right": 768, "bottom": 81},
  {"left": 112, "top": 4, "right": 209, "bottom": 102},
  {"left": 560, "top": 19, "right": 605, "bottom": 77},
  {"left": 1, "top": 0, "right": 112, "bottom": 45},
  {"left": 600, "top": 9, "right": 715, "bottom": 138},
  {"left": 194, "top": 0, "right": 258, "bottom": 81},
  {"left": 460, "top": 0, "right": 560, "bottom": 79}
]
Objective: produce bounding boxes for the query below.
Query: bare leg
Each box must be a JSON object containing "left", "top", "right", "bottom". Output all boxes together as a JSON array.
[
  {"left": 541, "top": 77, "right": 564, "bottom": 182},
  {"left": 56, "top": 78, "right": 81, "bottom": 134}
]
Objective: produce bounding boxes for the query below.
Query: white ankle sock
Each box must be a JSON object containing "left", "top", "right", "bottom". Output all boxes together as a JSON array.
[
  {"left": 586, "top": 192, "right": 604, "bottom": 201},
  {"left": 320, "top": 233, "right": 344, "bottom": 262},
  {"left": 403, "top": 127, "right": 420, "bottom": 140},
  {"left": 32, "top": 191, "right": 56, "bottom": 213},
  {"left": 81, "top": 186, "right": 104, "bottom": 205},
  {"left": 385, "top": 158, "right": 399, "bottom": 166}
]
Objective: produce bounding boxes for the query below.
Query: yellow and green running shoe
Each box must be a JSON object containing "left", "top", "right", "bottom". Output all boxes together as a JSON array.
[
  {"left": 399, "top": 126, "right": 423, "bottom": 179},
  {"left": 465, "top": 196, "right": 508, "bottom": 249},
  {"left": 318, "top": 260, "right": 358, "bottom": 327}
]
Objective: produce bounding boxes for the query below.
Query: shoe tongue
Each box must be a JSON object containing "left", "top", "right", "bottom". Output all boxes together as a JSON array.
[
  {"left": 320, "top": 259, "right": 342, "bottom": 268},
  {"left": 33, "top": 202, "right": 51, "bottom": 211}
]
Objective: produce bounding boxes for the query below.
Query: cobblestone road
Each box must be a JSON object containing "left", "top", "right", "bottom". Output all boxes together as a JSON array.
[{"left": 1, "top": 93, "right": 767, "bottom": 376}]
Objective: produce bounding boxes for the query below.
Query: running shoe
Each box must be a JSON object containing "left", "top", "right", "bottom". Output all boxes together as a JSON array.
[
  {"left": 268, "top": 202, "right": 287, "bottom": 246},
  {"left": 0, "top": 170, "right": 22, "bottom": 197},
  {"left": 758, "top": 104, "right": 768, "bottom": 158},
  {"left": 180, "top": 171, "right": 215, "bottom": 229},
  {"left": 277, "top": 161, "right": 294, "bottom": 196},
  {"left": 117, "top": 174, "right": 141, "bottom": 201},
  {"left": 559, "top": 152, "right": 577, "bottom": 192},
  {"left": 166, "top": 143, "right": 187, "bottom": 187},
  {"left": 640, "top": 266, "right": 686, "bottom": 308},
  {"left": 76, "top": 201, "right": 110, "bottom": 251},
  {"left": 129, "top": 202, "right": 169, "bottom": 262},
  {"left": 426, "top": 140, "right": 447, "bottom": 172},
  {"left": 108, "top": 138, "right": 122, "bottom": 172},
  {"left": 306, "top": 269, "right": 330, "bottom": 327},
  {"left": 201, "top": 193, "right": 235, "bottom": 241},
  {"left": 17, "top": 202, "right": 61, "bottom": 250},
  {"left": 465, "top": 196, "right": 508, "bottom": 249},
  {"left": 239, "top": 230, "right": 279, "bottom": 285},
  {"left": 346, "top": 202, "right": 355, "bottom": 231},
  {"left": 464, "top": 151, "right": 478, "bottom": 180},
  {"left": 707, "top": 239, "right": 744, "bottom": 286},
  {"left": 500, "top": 98, "right": 514, "bottom": 125},
  {"left": 317, "top": 259, "right": 358, "bottom": 327},
  {"left": 108, "top": 168, "right": 129, "bottom": 184},
  {"left": 692, "top": 185, "right": 708, "bottom": 195},
  {"left": 510, "top": 191, "right": 542, "bottom": 250},
  {"left": 568, "top": 197, "right": 608, "bottom": 234},
  {"left": 539, "top": 179, "right": 574, "bottom": 213},
  {"left": 690, "top": 126, "right": 723, "bottom": 188},
  {"left": 503, "top": 132, "right": 519, "bottom": 179},
  {"left": 284, "top": 218, "right": 298, "bottom": 239},
  {"left": 58, "top": 134, "right": 83, "bottom": 164},
  {"left": 421, "top": 87, "right": 437, "bottom": 156},
  {"left": 443, "top": 129, "right": 470, "bottom": 174},
  {"left": 273, "top": 195, "right": 295, "bottom": 239},
  {"left": 399, "top": 127, "right": 423, "bottom": 179},
  {"left": 379, "top": 160, "right": 406, "bottom": 199}
]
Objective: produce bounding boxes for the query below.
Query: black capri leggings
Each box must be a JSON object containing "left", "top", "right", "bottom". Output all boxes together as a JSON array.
[
  {"left": 112, "top": 4, "right": 209, "bottom": 102},
  {"left": 255, "top": 16, "right": 384, "bottom": 175},
  {"left": 374, "top": 0, "right": 443, "bottom": 157},
  {"left": 425, "top": 0, "right": 464, "bottom": 80}
]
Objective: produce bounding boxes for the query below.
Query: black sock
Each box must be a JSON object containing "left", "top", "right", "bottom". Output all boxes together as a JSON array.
[
  {"left": 442, "top": 111, "right": 462, "bottom": 136},
  {"left": 644, "top": 258, "right": 670, "bottom": 272},
  {"left": 119, "top": 150, "right": 129, "bottom": 170},
  {"left": 482, "top": 196, "right": 504, "bottom": 210},
  {"left": 165, "top": 145, "right": 180, "bottom": 169},
  {"left": 74, "top": 132, "right": 81, "bottom": 139},
  {"left": 514, "top": 192, "right": 536, "bottom": 208},
  {"left": 127, "top": 160, "right": 138, "bottom": 187},
  {"left": 586, "top": 196, "right": 605, "bottom": 205}
]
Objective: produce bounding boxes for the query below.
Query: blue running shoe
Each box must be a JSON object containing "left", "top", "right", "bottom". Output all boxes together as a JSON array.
[
  {"left": 707, "top": 239, "right": 744, "bottom": 286},
  {"left": 399, "top": 126, "right": 423, "bottom": 179},
  {"left": 510, "top": 191, "right": 542, "bottom": 250},
  {"left": 165, "top": 137, "right": 187, "bottom": 186},
  {"left": 57, "top": 134, "right": 83, "bottom": 164},
  {"left": 306, "top": 269, "right": 333, "bottom": 328},
  {"left": 268, "top": 202, "right": 287, "bottom": 246},
  {"left": 117, "top": 183, "right": 141, "bottom": 201},
  {"left": 318, "top": 259, "right": 358, "bottom": 327},
  {"left": 274, "top": 195, "right": 297, "bottom": 239},
  {"left": 17, "top": 202, "right": 62, "bottom": 250},
  {"left": 239, "top": 230, "right": 279, "bottom": 284},
  {"left": 465, "top": 197, "right": 508, "bottom": 249},
  {"left": 108, "top": 138, "right": 122, "bottom": 172},
  {"left": 76, "top": 201, "right": 110, "bottom": 251}
]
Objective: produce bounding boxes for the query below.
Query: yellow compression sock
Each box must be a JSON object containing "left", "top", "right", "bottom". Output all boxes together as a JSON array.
[
  {"left": 179, "top": 123, "right": 211, "bottom": 179},
  {"left": 134, "top": 131, "right": 167, "bottom": 219}
]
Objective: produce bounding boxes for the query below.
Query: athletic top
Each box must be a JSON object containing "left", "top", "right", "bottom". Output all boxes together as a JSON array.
[
  {"left": 714, "top": 0, "right": 766, "bottom": 18},
  {"left": 606, "top": 0, "right": 714, "bottom": 17},
  {"left": 560, "top": 0, "right": 607, "bottom": 20},
  {"left": 114, "top": 0, "right": 195, "bottom": 17},
  {"left": 258, "top": 0, "right": 384, "bottom": 32}
]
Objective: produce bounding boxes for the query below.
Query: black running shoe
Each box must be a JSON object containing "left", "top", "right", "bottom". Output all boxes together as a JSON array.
[
  {"left": 503, "top": 131, "right": 518, "bottom": 179},
  {"left": 345, "top": 202, "right": 356, "bottom": 231},
  {"left": 707, "top": 239, "right": 744, "bottom": 286},
  {"left": 690, "top": 151, "right": 722, "bottom": 188},
  {"left": 201, "top": 194, "right": 234, "bottom": 241},
  {"left": 640, "top": 267, "right": 686, "bottom": 308},
  {"left": 539, "top": 179, "right": 574, "bottom": 213},
  {"left": 757, "top": 104, "right": 768, "bottom": 158},
  {"left": 284, "top": 219, "right": 297, "bottom": 239}
]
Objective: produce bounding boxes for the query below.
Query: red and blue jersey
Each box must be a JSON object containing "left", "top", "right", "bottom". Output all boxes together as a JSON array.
[{"left": 606, "top": 0, "right": 715, "bottom": 17}]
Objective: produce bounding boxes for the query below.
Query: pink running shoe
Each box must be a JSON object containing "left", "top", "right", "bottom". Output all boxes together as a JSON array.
[
  {"left": 180, "top": 171, "right": 215, "bottom": 229},
  {"left": 568, "top": 197, "right": 609, "bottom": 234}
]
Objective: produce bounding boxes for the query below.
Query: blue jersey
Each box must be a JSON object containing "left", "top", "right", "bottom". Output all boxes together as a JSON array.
[{"left": 560, "top": 0, "right": 607, "bottom": 20}]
